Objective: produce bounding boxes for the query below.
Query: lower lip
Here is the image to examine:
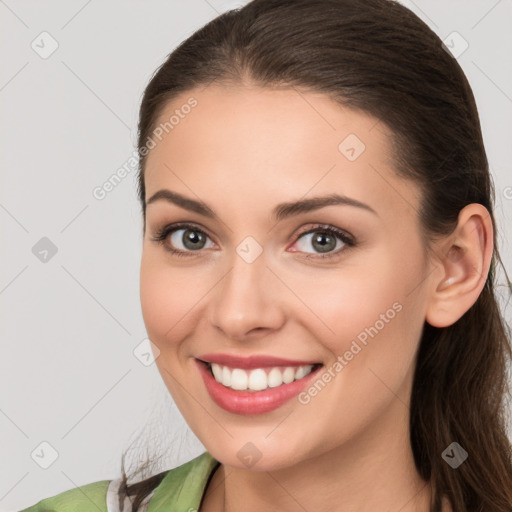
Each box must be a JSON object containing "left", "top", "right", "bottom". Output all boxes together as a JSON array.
[{"left": 195, "top": 359, "right": 323, "bottom": 415}]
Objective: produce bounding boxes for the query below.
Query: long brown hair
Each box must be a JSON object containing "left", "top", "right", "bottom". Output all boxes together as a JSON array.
[{"left": 121, "top": 1, "right": 512, "bottom": 510}]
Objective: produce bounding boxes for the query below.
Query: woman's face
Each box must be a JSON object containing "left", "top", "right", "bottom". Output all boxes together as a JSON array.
[{"left": 140, "top": 84, "right": 436, "bottom": 470}]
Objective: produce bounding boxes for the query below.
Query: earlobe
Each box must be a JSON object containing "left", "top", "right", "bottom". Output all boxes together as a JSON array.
[{"left": 425, "top": 204, "right": 494, "bottom": 328}]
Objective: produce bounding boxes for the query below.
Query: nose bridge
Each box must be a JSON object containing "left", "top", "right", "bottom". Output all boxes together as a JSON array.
[{"left": 209, "top": 244, "right": 283, "bottom": 340}]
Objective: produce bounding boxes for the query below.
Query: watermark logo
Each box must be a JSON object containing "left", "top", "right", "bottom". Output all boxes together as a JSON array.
[
  {"left": 92, "top": 151, "right": 139, "bottom": 200},
  {"left": 338, "top": 134, "right": 366, "bottom": 161},
  {"left": 133, "top": 338, "right": 160, "bottom": 366},
  {"left": 31, "top": 31, "right": 59, "bottom": 59},
  {"left": 442, "top": 442, "right": 468, "bottom": 469},
  {"left": 32, "top": 237, "right": 58, "bottom": 263},
  {"left": 442, "top": 31, "right": 469, "bottom": 59},
  {"left": 142, "top": 97, "right": 198, "bottom": 149},
  {"left": 31, "top": 441, "right": 59, "bottom": 469},
  {"left": 92, "top": 97, "right": 198, "bottom": 201},
  {"left": 298, "top": 301, "right": 403, "bottom": 405},
  {"left": 237, "top": 442, "right": 262, "bottom": 468},
  {"left": 236, "top": 236, "right": 263, "bottom": 264}
]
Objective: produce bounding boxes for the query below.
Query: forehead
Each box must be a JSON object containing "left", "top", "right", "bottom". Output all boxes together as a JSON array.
[
  {"left": 149, "top": 84, "right": 391, "bottom": 164},
  {"left": 144, "top": 85, "right": 420, "bottom": 222}
]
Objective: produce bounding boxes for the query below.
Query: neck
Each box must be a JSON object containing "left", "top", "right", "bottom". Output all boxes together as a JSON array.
[{"left": 201, "top": 395, "right": 434, "bottom": 512}]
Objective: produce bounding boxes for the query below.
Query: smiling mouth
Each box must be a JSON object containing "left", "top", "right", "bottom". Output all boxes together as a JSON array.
[{"left": 200, "top": 360, "right": 324, "bottom": 392}]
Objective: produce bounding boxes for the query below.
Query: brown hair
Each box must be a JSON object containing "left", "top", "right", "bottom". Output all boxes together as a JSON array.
[{"left": 121, "top": 1, "right": 512, "bottom": 510}]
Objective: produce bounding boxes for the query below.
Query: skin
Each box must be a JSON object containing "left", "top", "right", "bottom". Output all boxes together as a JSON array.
[{"left": 139, "top": 84, "right": 493, "bottom": 512}]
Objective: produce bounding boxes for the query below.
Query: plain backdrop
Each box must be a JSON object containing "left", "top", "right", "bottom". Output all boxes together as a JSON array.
[{"left": 1, "top": 1, "right": 511, "bottom": 510}]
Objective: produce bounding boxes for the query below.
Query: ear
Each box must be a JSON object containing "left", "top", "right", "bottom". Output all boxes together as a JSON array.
[{"left": 425, "top": 203, "right": 494, "bottom": 328}]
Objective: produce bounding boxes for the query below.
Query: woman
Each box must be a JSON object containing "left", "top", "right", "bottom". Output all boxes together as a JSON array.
[{"left": 20, "top": 0, "right": 512, "bottom": 510}]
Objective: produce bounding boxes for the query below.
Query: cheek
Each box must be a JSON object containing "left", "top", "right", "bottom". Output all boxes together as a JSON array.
[
  {"left": 297, "top": 249, "right": 426, "bottom": 362},
  {"left": 290, "top": 265, "right": 392, "bottom": 332},
  {"left": 288, "top": 259, "right": 426, "bottom": 440},
  {"left": 139, "top": 251, "right": 195, "bottom": 352},
  {"left": 139, "top": 250, "right": 222, "bottom": 361}
]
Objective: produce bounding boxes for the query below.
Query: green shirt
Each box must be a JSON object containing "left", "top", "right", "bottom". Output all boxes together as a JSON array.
[{"left": 19, "top": 451, "right": 221, "bottom": 512}]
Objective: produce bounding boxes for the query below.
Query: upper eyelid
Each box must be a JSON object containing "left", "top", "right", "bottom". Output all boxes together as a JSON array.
[{"left": 154, "top": 222, "right": 349, "bottom": 236}]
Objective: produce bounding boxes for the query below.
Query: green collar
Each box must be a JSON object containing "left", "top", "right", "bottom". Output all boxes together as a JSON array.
[{"left": 147, "top": 451, "right": 221, "bottom": 511}]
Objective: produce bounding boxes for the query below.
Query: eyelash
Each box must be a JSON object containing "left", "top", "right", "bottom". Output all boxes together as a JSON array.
[{"left": 150, "top": 222, "right": 356, "bottom": 260}]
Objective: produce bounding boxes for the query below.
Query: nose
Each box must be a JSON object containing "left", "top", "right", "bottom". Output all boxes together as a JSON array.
[{"left": 208, "top": 251, "right": 285, "bottom": 342}]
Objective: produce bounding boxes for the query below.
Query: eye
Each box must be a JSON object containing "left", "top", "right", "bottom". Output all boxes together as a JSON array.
[
  {"left": 150, "top": 222, "right": 215, "bottom": 257},
  {"left": 151, "top": 222, "right": 356, "bottom": 260},
  {"left": 290, "top": 224, "right": 355, "bottom": 260}
]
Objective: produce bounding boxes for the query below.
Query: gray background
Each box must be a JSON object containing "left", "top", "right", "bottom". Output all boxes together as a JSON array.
[{"left": 1, "top": 1, "right": 511, "bottom": 510}]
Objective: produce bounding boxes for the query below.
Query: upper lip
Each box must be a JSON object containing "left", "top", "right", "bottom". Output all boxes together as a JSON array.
[{"left": 197, "top": 353, "right": 321, "bottom": 369}]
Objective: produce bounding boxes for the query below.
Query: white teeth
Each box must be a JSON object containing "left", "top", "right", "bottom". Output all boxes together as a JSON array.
[
  {"left": 230, "top": 369, "right": 247, "bottom": 390},
  {"left": 248, "top": 368, "right": 267, "bottom": 391},
  {"left": 267, "top": 368, "right": 283, "bottom": 388},
  {"left": 211, "top": 363, "right": 223, "bottom": 382},
  {"left": 295, "top": 366, "right": 307, "bottom": 380},
  {"left": 208, "top": 363, "right": 316, "bottom": 391},
  {"left": 222, "top": 365, "right": 231, "bottom": 387},
  {"left": 282, "top": 367, "right": 296, "bottom": 384}
]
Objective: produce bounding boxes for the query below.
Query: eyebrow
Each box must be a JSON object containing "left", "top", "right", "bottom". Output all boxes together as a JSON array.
[{"left": 146, "top": 189, "right": 378, "bottom": 221}]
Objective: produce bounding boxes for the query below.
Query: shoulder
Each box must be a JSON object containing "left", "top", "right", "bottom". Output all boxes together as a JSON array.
[
  {"left": 18, "top": 452, "right": 220, "bottom": 512},
  {"left": 18, "top": 479, "right": 111, "bottom": 512},
  {"left": 108, "top": 451, "right": 220, "bottom": 512},
  {"left": 143, "top": 451, "right": 220, "bottom": 511}
]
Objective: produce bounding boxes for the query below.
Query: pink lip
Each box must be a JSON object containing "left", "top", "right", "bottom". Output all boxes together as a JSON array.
[
  {"left": 195, "top": 358, "right": 323, "bottom": 415},
  {"left": 197, "top": 353, "right": 320, "bottom": 369}
]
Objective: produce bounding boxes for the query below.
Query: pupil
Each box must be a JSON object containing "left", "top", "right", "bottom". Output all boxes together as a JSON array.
[
  {"left": 184, "top": 230, "right": 205, "bottom": 249},
  {"left": 313, "top": 233, "right": 335, "bottom": 253}
]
